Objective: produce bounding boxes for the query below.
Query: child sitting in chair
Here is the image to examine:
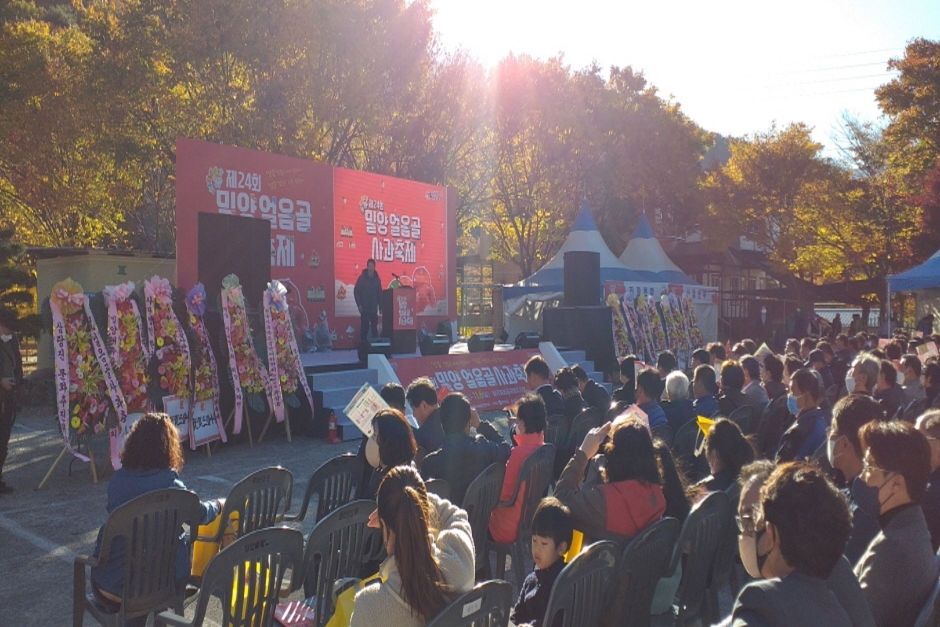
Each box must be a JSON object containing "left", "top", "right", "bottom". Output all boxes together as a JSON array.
[{"left": 510, "top": 497, "right": 572, "bottom": 627}]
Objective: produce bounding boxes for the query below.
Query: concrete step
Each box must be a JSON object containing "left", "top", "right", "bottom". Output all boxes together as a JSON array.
[
  {"left": 307, "top": 369, "right": 377, "bottom": 391},
  {"left": 558, "top": 350, "right": 587, "bottom": 364}
]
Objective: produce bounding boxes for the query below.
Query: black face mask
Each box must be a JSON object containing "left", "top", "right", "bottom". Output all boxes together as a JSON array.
[{"left": 754, "top": 527, "right": 771, "bottom": 577}]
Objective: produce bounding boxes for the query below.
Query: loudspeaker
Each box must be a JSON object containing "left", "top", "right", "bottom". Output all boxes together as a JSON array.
[
  {"left": 358, "top": 337, "right": 392, "bottom": 362},
  {"left": 563, "top": 251, "right": 600, "bottom": 307},
  {"left": 468, "top": 333, "right": 495, "bottom": 353},
  {"left": 543, "top": 306, "right": 616, "bottom": 376},
  {"left": 514, "top": 332, "right": 541, "bottom": 349},
  {"left": 420, "top": 334, "right": 451, "bottom": 356},
  {"left": 436, "top": 320, "right": 455, "bottom": 343},
  {"left": 198, "top": 213, "right": 271, "bottom": 307}
]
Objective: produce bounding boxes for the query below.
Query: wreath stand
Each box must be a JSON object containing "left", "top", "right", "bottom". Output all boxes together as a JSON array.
[
  {"left": 258, "top": 404, "right": 291, "bottom": 443},
  {"left": 37, "top": 443, "right": 98, "bottom": 490}
]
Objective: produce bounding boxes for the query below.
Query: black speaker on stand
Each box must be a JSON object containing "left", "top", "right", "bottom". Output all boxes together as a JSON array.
[
  {"left": 420, "top": 334, "right": 451, "bottom": 356},
  {"left": 515, "top": 332, "right": 541, "bottom": 349},
  {"left": 468, "top": 333, "right": 495, "bottom": 353},
  {"left": 563, "top": 251, "right": 601, "bottom": 307},
  {"left": 358, "top": 337, "right": 392, "bottom": 362}
]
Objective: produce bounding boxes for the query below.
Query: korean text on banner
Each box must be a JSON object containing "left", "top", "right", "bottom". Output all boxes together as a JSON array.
[
  {"left": 343, "top": 383, "right": 389, "bottom": 437},
  {"left": 191, "top": 400, "right": 224, "bottom": 447},
  {"left": 163, "top": 395, "right": 191, "bottom": 443}
]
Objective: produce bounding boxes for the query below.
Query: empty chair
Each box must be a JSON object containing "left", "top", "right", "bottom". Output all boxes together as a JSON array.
[
  {"left": 425, "top": 478, "right": 452, "bottom": 501},
  {"left": 154, "top": 527, "right": 305, "bottom": 627},
  {"left": 462, "top": 463, "right": 506, "bottom": 576},
  {"left": 298, "top": 499, "right": 379, "bottom": 627},
  {"left": 74, "top": 489, "right": 202, "bottom": 627},
  {"left": 667, "top": 491, "right": 733, "bottom": 627},
  {"left": 489, "top": 444, "right": 555, "bottom": 586},
  {"left": 201, "top": 467, "right": 293, "bottom": 544},
  {"left": 286, "top": 454, "right": 362, "bottom": 524},
  {"left": 426, "top": 580, "right": 514, "bottom": 627},
  {"left": 600, "top": 518, "right": 681, "bottom": 627},
  {"left": 727, "top": 405, "right": 757, "bottom": 436},
  {"left": 567, "top": 408, "right": 603, "bottom": 451},
  {"left": 542, "top": 541, "right": 619, "bottom": 627},
  {"left": 904, "top": 398, "right": 929, "bottom": 423}
]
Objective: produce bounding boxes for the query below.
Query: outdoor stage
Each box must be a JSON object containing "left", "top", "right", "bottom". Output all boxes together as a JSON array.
[{"left": 298, "top": 342, "right": 518, "bottom": 373}]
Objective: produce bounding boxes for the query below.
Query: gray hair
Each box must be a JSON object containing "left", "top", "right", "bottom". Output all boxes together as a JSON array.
[
  {"left": 665, "top": 370, "right": 690, "bottom": 401},
  {"left": 853, "top": 354, "right": 881, "bottom": 391}
]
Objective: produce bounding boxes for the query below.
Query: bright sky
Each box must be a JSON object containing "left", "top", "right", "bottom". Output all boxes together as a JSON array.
[{"left": 430, "top": 0, "right": 940, "bottom": 155}]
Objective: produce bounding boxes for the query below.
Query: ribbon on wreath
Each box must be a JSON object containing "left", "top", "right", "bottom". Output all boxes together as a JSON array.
[
  {"left": 221, "top": 277, "right": 271, "bottom": 434},
  {"left": 264, "top": 282, "right": 314, "bottom": 415},
  {"left": 87, "top": 298, "right": 130, "bottom": 461},
  {"left": 220, "top": 288, "right": 244, "bottom": 434},
  {"left": 144, "top": 276, "right": 193, "bottom": 401},
  {"left": 261, "top": 282, "right": 294, "bottom": 423}
]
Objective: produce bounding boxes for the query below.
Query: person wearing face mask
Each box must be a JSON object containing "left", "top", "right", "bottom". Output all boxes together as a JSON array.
[
  {"left": 352, "top": 465, "right": 473, "bottom": 627},
  {"left": 774, "top": 369, "right": 827, "bottom": 463},
  {"left": 825, "top": 395, "right": 882, "bottom": 565},
  {"left": 854, "top": 421, "right": 936, "bottom": 627},
  {"left": 846, "top": 354, "right": 880, "bottom": 397},
  {"left": 915, "top": 410, "right": 940, "bottom": 552},
  {"left": 362, "top": 409, "right": 418, "bottom": 501},
  {"left": 0, "top": 307, "right": 22, "bottom": 496},
  {"left": 724, "top": 461, "right": 875, "bottom": 627},
  {"left": 729, "top": 462, "right": 860, "bottom": 627}
]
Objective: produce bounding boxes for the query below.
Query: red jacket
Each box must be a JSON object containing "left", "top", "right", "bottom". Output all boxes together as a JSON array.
[
  {"left": 489, "top": 432, "right": 545, "bottom": 543},
  {"left": 599, "top": 480, "right": 666, "bottom": 538}
]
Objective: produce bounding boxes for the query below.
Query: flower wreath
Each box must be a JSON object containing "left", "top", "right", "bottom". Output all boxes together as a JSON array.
[
  {"left": 263, "top": 280, "right": 314, "bottom": 420},
  {"left": 144, "top": 276, "right": 192, "bottom": 404},
  {"left": 184, "top": 283, "right": 227, "bottom": 447},
  {"left": 50, "top": 279, "right": 128, "bottom": 461},
  {"left": 104, "top": 281, "right": 150, "bottom": 413},
  {"left": 221, "top": 274, "right": 269, "bottom": 434}
]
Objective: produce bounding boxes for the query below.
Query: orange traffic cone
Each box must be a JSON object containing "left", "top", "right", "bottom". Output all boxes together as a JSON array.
[{"left": 325, "top": 411, "right": 341, "bottom": 444}]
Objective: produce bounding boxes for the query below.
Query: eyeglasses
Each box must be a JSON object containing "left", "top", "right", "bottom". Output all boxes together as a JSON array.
[{"left": 736, "top": 504, "right": 763, "bottom": 534}]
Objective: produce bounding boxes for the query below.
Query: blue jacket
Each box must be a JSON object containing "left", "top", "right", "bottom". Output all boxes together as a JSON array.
[
  {"left": 693, "top": 394, "right": 720, "bottom": 418},
  {"left": 775, "top": 408, "right": 827, "bottom": 463},
  {"left": 91, "top": 468, "right": 220, "bottom": 597},
  {"left": 637, "top": 400, "right": 667, "bottom": 429}
]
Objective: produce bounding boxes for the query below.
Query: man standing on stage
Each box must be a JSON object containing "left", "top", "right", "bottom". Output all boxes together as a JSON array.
[
  {"left": 0, "top": 307, "right": 22, "bottom": 495},
  {"left": 354, "top": 258, "right": 382, "bottom": 342}
]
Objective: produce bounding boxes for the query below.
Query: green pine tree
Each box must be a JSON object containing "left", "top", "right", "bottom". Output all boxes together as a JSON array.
[{"left": 0, "top": 227, "right": 39, "bottom": 337}]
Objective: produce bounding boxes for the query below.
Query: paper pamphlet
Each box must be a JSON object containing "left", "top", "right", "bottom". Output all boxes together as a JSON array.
[
  {"left": 917, "top": 342, "right": 939, "bottom": 364},
  {"left": 613, "top": 403, "right": 649, "bottom": 431},
  {"left": 343, "top": 382, "right": 389, "bottom": 437}
]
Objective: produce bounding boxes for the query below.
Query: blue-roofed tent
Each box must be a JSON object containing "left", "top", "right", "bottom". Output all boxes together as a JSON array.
[
  {"left": 887, "top": 249, "right": 940, "bottom": 326},
  {"left": 619, "top": 213, "right": 699, "bottom": 285}
]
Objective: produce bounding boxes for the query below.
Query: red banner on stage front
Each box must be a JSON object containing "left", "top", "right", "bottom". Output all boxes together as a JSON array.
[{"left": 390, "top": 350, "right": 539, "bottom": 412}]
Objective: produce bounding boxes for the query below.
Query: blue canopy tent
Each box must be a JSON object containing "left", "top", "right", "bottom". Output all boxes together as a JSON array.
[{"left": 887, "top": 248, "right": 940, "bottom": 330}]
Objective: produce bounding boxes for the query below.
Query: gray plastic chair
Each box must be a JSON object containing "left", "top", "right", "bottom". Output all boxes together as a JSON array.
[
  {"left": 426, "top": 580, "right": 514, "bottom": 627},
  {"left": 543, "top": 541, "right": 619, "bottom": 627},
  {"left": 425, "top": 477, "right": 452, "bottom": 501},
  {"left": 74, "top": 488, "right": 202, "bottom": 627},
  {"left": 601, "top": 518, "right": 681, "bottom": 627},
  {"left": 154, "top": 527, "right": 304, "bottom": 627},
  {"left": 567, "top": 408, "right": 603, "bottom": 450},
  {"left": 668, "top": 491, "right": 732, "bottom": 627},
  {"left": 703, "top": 489, "right": 738, "bottom": 624},
  {"left": 286, "top": 454, "right": 362, "bottom": 524},
  {"left": 727, "top": 405, "right": 757, "bottom": 436},
  {"left": 299, "top": 499, "right": 379, "bottom": 627},
  {"left": 544, "top": 414, "right": 570, "bottom": 448},
  {"left": 489, "top": 444, "right": 555, "bottom": 586},
  {"left": 462, "top": 463, "right": 506, "bottom": 576},
  {"left": 672, "top": 419, "right": 708, "bottom": 481},
  {"left": 201, "top": 466, "right": 293, "bottom": 544}
]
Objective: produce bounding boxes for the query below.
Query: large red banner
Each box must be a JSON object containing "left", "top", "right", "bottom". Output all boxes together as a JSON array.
[
  {"left": 389, "top": 350, "right": 540, "bottom": 412},
  {"left": 175, "top": 138, "right": 455, "bottom": 349}
]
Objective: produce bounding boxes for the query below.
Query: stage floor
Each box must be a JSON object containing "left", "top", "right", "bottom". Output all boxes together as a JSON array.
[{"left": 298, "top": 342, "right": 517, "bottom": 372}]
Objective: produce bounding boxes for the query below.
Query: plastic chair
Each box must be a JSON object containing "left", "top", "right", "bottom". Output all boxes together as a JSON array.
[
  {"left": 201, "top": 467, "right": 293, "bottom": 544},
  {"left": 606, "top": 402, "right": 628, "bottom": 423},
  {"left": 703, "top": 489, "right": 739, "bottom": 624},
  {"left": 542, "top": 540, "right": 619, "bottom": 627},
  {"left": 154, "top": 527, "right": 305, "bottom": 627},
  {"left": 544, "top": 414, "right": 570, "bottom": 448},
  {"left": 825, "top": 384, "right": 840, "bottom": 408},
  {"left": 904, "top": 398, "right": 929, "bottom": 424},
  {"left": 651, "top": 424, "right": 674, "bottom": 448},
  {"left": 667, "top": 491, "right": 733, "bottom": 626},
  {"left": 426, "top": 580, "right": 514, "bottom": 627},
  {"left": 672, "top": 419, "right": 708, "bottom": 481},
  {"left": 727, "top": 405, "right": 757, "bottom": 436},
  {"left": 489, "top": 444, "right": 556, "bottom": 586},
  {"left": 298, "top": 499, "right": 379, "bottom": 627},
  {"left": 285, "top": 454, "right": 362, "bottom": 524},
  {"left": 462, "top": 463, "right": 506, "bottom": 576},
  {"left": 600, "top": 517, "right": 681, "bottom": 627},
  {"left": 567, "top": 408, "right": 603, "bottom": 451},
  {"left": 74, "top": 488, "right": 202, "bottom": 627},
  {"left": 425, "top": 478, "right": 452, "bottom": 501},
  {"left": 913, "top": 564, "right": 940, "bottom": 627}
]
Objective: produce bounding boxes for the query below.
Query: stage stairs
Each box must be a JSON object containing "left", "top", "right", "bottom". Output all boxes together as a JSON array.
[
  {"left": 556, "top": 349, "right": 613, "bottom": 394},
  {"left": 306, "top": 368, "right": 378, "bottom": 441}
]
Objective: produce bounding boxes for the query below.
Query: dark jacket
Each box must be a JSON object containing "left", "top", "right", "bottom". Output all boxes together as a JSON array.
[
  {"left": 611, "top": 385, "right": 634, "bottom": 405},
  {"left": 923, "top": 467, "right": 940, "bottom": 553},
  {"left": 536, "top": 384, "right": 566, "bottom": 417},
  {"left": 511, "top": 558, "right": 565, "bottom": 627},
  {"left": 844, "top": 476, "right": 881, "bottom": 567},
  {"left": 414, "top": 407, "right": 445, "bottom": 454},
  {"left": 662, "top": 398, "right": 695, "bottom": 433},
  {"left": 0, "top": 335, "right": 23, "bottom": 402},
  {"left": 717, "top": 388, "right": 747, "bottom": 416},
  {"left": 875, "top": 384, "right": 907, "bottom": 420},
  {"left": 756, "top": 395, "right": 794, "bottom": 460},
  {"left": 353, "top": 269, "right": 383, "bottom": 313},
  {"left": 695, "top": 467, "right": 735, "bottom": 494},
  {"left": 762, "top": 380, "right": 788, "bottom": 402},
  {"left": 580, "top": 379, "right": 611, "bottom": 411},
  {"left": 775, "top": 407, "right": 826, "bottom": 463},
  {"left": 855, "top": 503, "right": 937, "bottom": 627},
  {"left": 561, "top": 392, "right": 588, "bottom": 421},
  {"left": 693, "top": 393, "right": 720, "bottom": 418},
  {"left": 421, "top": 422, "right": 510, "bottom": 505},
  {"left": 731, "top": 571, "right": 853, "bottom": 627},
  {"left": 91, "top": 469, "right": 220, "bottom": 597},
  {"left": 828, "top": 555, "right": 878, "bottom": 627}
]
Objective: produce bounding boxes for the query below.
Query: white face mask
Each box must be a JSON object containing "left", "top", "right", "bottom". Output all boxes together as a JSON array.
[
  {"left": 827, "top": 436, "right": 844, "bottom": 467},
  {"left": 897, "top": 370, "right": 906, "bottom": 385},
  {"left": 0, "top": 335, "right": 11, "bottom": 343},
  {"left": 365, "top": 436, "right": 380, "bottom": 468},
  {"left": 845, "top": 376, "right": 856, "bottom": 394}
]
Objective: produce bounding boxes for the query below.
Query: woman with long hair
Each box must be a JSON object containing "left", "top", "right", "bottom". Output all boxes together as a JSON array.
[
  {"left": 90, "top": 413, "right": 221, "bottom": 619},
  {"left": 696, "top": 418, "right": 755, "bottom": 494},
  {"left": 350, "top": 465, "right": 474, "bottom": 627},
  {"left": 362, "top": 408, "right": 418, "bottom": 500},
  {"left": 555, "top": 418, "right": 691, "bottom": 545}
]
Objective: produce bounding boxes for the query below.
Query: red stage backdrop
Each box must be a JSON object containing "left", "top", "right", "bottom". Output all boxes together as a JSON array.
[
  {"left": 389, "top": 350, "right": 540, "bottom": 412},
  {"left": 175, "top": 138, "right": 456, "bottom": 349}
]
